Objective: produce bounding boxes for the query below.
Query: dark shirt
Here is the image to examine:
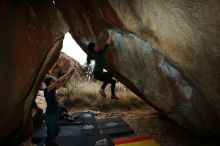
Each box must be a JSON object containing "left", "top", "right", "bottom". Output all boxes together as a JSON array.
[
  {"left": 44, "top": 88, "right": 58, "bottom": 114},
  {"left": 93, "top": 44, "right": 109, "bottom": 73}
]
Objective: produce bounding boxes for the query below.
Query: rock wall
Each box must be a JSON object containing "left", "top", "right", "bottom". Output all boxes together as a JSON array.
[
  {"left": 55, "top": 0, "right": 220, "bottom": 136},
  {"left": 0, "top": 0, "right": 69, "bottom": 143}
]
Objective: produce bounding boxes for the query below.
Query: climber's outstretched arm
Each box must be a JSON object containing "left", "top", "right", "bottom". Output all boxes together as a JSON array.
[{"left": 47, "top": 68, "right": 75, "bottom": 92}]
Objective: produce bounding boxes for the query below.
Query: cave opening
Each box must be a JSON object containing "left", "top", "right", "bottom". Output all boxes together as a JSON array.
[
  {"left": 33, "top": 31, "right": 161, "bottom": 145},
  {"left": 32, "top": 32, "right": 197, "bottom": 146},
  {"left": 37, "top": 31, "right": 149, "bottom": 114},
  {"left": 61, "top": 32, "right": 87, "bottom": 66}
]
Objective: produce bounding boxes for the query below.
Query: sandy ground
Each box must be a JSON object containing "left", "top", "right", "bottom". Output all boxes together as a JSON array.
[{"left": 70, "top": 106, "right": 220, "bottom": 146}]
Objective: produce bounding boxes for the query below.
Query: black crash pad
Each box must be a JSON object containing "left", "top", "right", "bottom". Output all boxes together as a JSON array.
[
  {"left": 60, "top": 112, "right": 96, "bottom": 126},
  {"left": 96, "top": 117, "right": 134, "bottom": 136},
  {"left": 32, "top": 112, "right": 134, "bottom": 145},
  {"left": 37, "top": 135, "right": 114, "bottom": 146},
  {"left": 97, "top": 117, "right": 129, "bottom": 129},
  {"left": 80, "top": 112, "right": 98, "bottom": 135},
  {"left": 33, "top": 112, "right": 98, "bottom": 139},
  {"left": 33, "top": 124, "right": 82, "bottom": 138},
  {"left": 59, "top": 115, "right": 84, "bottom": 125},
  {"left": 100, "top": 127, "right": 134, "bottom": 136}
]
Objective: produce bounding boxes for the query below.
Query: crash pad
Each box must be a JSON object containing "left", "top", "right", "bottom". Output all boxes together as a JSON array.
[
  {"left": 59, "top": 115, "right": 84, "bottom": 125},
  {"left": 97, "top": 117, "right": 134, "bottom": 136},
  {"left": 97, "top": 117, "right": 129, "bottom": 129},
  {"left": 37, "top": 134, "right": 114, "bottom": 146},
  {"left": 33, "top": 112, "right": 98, "bottom": 138},
  {"left": 114, "top": 135, "right": 160, "bottom": 146}
]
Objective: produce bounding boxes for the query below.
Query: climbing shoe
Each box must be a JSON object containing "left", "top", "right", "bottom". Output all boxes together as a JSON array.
[{"left": 99, "top": 89, "right": 106, "bottom": 97}]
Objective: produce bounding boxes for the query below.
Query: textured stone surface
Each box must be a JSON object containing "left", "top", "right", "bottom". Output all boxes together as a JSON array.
[
  {"left": 49, "top": 52, "right": 82, "bottom": 80},
  {"left": 55, "top": 0, "right": 220, "bottom": 136},
  {"left": 0, "top": 0, "right": 69, "bottom": 143}
]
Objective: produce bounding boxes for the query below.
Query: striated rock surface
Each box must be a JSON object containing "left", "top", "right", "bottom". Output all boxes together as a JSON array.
[
  {"left": 55, "top": 0, "right": 220, "bottom": 136},
  {"left": 0, "top": 0, "right": 69, "bottom": 144},
  {"left": 49, "top": 52, "right": 82, "bottom": 80}
]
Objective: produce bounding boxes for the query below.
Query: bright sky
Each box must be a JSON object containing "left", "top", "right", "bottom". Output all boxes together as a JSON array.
[{"left": 61, "top": 32, "right": 87, "bottom": 65}]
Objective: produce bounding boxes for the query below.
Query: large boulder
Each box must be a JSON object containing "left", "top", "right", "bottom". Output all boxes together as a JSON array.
[
  {"left": 55, "top": 0, "right": 220, "bottom": 136},
  {"left": 0, "top": 0, "right": 69, "bottom": 144}
]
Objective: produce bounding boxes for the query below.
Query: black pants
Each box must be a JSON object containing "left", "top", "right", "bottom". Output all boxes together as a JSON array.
[{"left": 94, "top": 71, "right": 116, "bottom": 95}]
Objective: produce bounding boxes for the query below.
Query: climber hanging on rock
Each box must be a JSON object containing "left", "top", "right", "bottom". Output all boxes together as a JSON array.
[
  {"left": 44, "top": 67, "right": 75, "bottom": 146},
  {"left": 87, "top": 31, "right": 119, "bottom": 99}
]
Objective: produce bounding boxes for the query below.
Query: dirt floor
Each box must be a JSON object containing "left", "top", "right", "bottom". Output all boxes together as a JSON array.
[{"left": 70, "top": 105, "right": 220, "bottom": 146}]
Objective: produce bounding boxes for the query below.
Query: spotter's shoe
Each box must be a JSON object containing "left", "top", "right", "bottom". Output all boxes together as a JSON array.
[
  {"left": 111, "top": 95, "right": 119, "bottom": 99},
  {"left": 99, "top": 89, "right": 106, "bottom": 97}
]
